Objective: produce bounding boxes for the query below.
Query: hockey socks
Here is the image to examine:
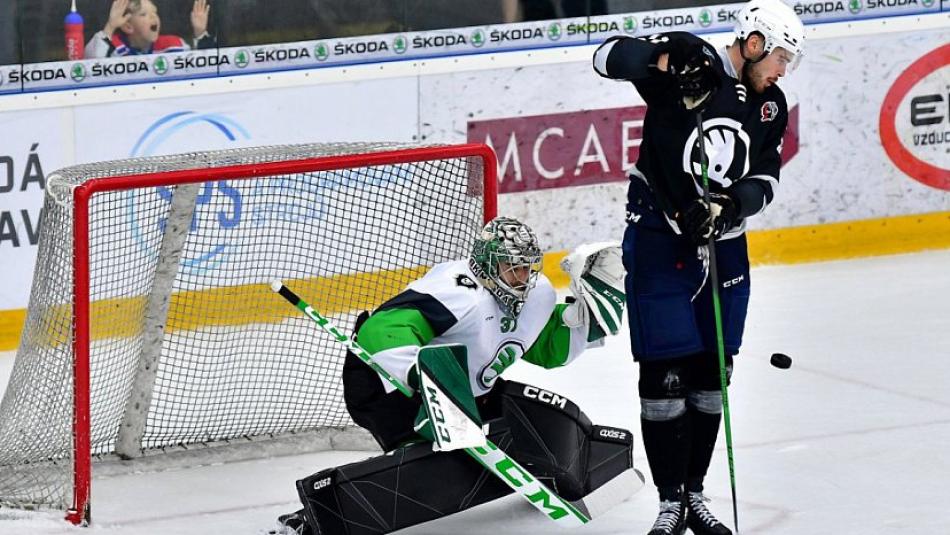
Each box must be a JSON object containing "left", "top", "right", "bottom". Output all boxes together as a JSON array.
[
  {"left": 640, "top": 412, "right": 690, "bottom": 502},
  {"left": 686, "top": 405, "right": 722, "bottom": 492},
  {"left": 686, "top": 406, "right": 731, "bottom": 535}
]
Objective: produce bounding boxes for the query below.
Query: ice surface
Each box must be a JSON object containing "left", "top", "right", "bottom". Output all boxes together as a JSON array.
[{"left": 1, "top": 250, "right": 949, "bottom": 534}]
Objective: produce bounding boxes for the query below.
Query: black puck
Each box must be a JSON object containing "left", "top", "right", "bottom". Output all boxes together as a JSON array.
[{"left": 770, "top": 353, "right": 792, "bottom": 369}]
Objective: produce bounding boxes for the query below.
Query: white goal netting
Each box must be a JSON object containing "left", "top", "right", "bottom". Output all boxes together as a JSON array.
[{"left": 0, "top": 142, "right": 492, "bottom": 517}]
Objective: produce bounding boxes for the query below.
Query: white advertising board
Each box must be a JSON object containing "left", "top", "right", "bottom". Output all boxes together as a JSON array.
[
  {"left": 0, "top": 2, "right": 942, "bottom": 95},
  {"left": 72, "top": 77, "right": 419, "bottom": 163},
  {"left": 0, "top": 15, "right": 947, "bottom": 313},
  {"left": 422, "top": 29, "right": 950, "bottom": 249},
  {"left": 0, "top": 109, "right": 74, "bottom": 309},
  {"left": 0, "top": 78, "right": 418, "bottom": 310}
]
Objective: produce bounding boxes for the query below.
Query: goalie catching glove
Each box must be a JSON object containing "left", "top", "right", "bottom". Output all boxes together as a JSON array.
[{"left": 560, "top": 242, "right": 626, "bottom": 341}]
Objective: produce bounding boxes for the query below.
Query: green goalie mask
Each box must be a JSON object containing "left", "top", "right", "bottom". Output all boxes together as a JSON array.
[{"left": 469, "top": 217, "right": 543, "bottom": 317}]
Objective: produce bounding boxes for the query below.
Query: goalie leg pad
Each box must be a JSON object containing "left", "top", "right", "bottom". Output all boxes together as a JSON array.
[
  {"left": 295, "top": 381, "right": 634, "bottom": 534},
  {"left": 498, "top": 380, "right": 633, "bottom": 501},
  {"left": 297, "top": 425, "right": 517, "bottom": 535}
]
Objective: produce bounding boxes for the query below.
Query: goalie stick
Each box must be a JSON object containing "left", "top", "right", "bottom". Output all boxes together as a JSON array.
[{"left": 270, "top": 280, "right": 644, "bottom": 527}]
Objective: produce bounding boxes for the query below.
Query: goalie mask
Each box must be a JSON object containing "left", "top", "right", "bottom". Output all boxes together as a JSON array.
[{"left": 469, "top": 217, "right": 543, "bottom": 318}]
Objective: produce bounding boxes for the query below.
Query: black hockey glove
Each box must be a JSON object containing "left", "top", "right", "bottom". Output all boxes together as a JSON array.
[
  {"left": 663, "top": 38, "right": 720, "bottom": 110},
  {"left": 677, "top": 193, "right": 739, "bottom": 246}
]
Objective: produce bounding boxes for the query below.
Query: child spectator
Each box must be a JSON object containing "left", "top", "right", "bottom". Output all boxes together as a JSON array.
[{"left": 85, "top": 0, "right": 214, "bottom": 58}]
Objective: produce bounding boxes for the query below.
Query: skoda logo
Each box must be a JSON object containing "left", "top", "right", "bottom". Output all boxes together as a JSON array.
[
  {"left": 153, "top": 55, "right": 169, "bottom": 75},
  {"left": 849, "top": 0, "right": 863, "bottom": 14},
  {"left": 623, "top": 16, "right": 638, "bottom": 34},
  {"left": 547, "top": 22, "right": 562, "bottom": 41},
  {"left": 393, "top": 35, "right": 408, "bottom": 54},
  {"left": 683, "top": 117, "right": 752, "bottom": 190},
  {"left": 70, "top": 63, "right": 86, "bottom": 82},
  {"left": 234, "top": 49, "right": 250, "bottom": 68},
  {"left": 471, "top": 28, "right": 486, "bottom": 47},
  {"left": 315, "top": 42, "right": 329, "bottom": 61},
  {"left": 699, "top": 9, "right": 713, "bottom": 27}
]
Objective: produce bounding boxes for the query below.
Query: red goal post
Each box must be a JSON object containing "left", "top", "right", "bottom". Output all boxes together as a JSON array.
[{"left": 0, "top": 143, "right": 497, "bottom": 525}]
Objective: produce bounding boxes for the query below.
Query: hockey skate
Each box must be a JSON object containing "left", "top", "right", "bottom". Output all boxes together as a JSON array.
[
  {"left": 647, "top": 498, "right": 686, "bottom": 535},
  {"left": 685, "top": 492, "right": 732, "bottom": 535}
]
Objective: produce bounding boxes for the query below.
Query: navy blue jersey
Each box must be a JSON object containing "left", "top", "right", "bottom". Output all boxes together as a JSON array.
[{"left": 594, "top": 32, "right": 787, "bottom": 237}]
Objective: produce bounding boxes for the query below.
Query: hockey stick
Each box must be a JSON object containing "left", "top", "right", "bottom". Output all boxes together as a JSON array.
[
  {"left": 696, "top": 111, "right": 740, "bottom": 533},
  {"left": 270, "top": 280, "right": 594, "bottom": 527}
]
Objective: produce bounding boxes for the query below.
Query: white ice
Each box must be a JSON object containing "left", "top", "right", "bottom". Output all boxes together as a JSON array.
[{"left": 1, "top": 249, "right": 949, "bottom": 534}]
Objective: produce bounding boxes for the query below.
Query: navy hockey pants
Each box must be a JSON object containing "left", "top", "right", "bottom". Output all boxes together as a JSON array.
[{"left": 622, "top": 178, "right": 751, "bottom": 362}]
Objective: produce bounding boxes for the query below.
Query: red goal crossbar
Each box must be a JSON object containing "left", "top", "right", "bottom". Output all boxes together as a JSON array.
[{"left": 65, "top": 144, "right": 498, "bottom": 524}]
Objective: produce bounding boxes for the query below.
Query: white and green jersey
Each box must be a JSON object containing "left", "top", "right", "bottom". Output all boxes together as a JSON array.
[{"left": 358, "top": 259, "right": 591, "bottom": 397}]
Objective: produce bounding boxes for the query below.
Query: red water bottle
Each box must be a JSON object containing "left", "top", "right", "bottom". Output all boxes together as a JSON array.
[{"left": 64, "top": 0, "right": 84, "bottom": 60}]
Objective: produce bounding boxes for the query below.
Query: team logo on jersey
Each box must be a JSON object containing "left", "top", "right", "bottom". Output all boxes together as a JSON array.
[
  {"left": 760, "top": 101, "right": 779, "bottom": 122},
  {"left": 478, "top": 341, "right": 525, "bottom": 390},
  {"left": 683, "top": 117, "right": 751, "bottom": 189},
  {"left": 456, "top": 274, "right": 478, "bottom": 289}
]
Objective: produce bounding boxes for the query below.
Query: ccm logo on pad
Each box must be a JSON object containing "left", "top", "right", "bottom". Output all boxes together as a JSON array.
[
  {"left": 523, "top": 386, "right": 568, "bottom": 409},
  {"left": 313, "top": 477, "right": 332, "bottom": 491}
]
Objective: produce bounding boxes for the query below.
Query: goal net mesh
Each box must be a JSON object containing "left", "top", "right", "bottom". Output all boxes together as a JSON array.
[{"left": 0, "top": 142, "right": 491, "bottom": 512}]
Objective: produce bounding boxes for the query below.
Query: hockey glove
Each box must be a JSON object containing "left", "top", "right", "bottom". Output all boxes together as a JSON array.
[
  {"left": 560, "top": 242, "right": 626, "bottom": 341},
  {"left": 663, "top": 38, "right": 720, "bottom": 110},
  {"left": 677, "top": 193, "right": 740, "bottom": 246}
]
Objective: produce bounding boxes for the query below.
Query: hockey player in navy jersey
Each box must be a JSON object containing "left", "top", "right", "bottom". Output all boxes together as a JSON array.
[
  {"left": 275, "top": 217, "right": 640, "bottom": 535},
  {"left": 593, "top": 1, "right": 805, "bottom": 534}
]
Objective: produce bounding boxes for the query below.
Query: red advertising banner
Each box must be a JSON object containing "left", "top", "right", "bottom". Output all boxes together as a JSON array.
[{"left": 469, "top": 105, "right": 799, "bottom": 193}]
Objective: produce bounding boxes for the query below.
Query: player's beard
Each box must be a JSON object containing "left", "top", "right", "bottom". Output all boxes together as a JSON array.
[{"left": 743, "top": 61, "right": 774, "bottom": 94}]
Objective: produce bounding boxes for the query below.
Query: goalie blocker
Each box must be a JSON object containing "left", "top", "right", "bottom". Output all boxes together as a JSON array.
[{"left": 294, "top": 379, "right": 636, "bottom": 534}]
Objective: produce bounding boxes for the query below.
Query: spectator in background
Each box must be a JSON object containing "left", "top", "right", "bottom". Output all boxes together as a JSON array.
[
  {"left": 0, "top": 2, "right": 17, "bottom": 66},
  {"left": 502, "top": 0, "right": 606, "bottom": 22},
  {"left": 85, "top": 0, "right": 214, "bottom": 58}
]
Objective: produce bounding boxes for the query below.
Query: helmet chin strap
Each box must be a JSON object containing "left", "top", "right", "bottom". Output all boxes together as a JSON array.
[{"left": 737, "top": 36, "right": 768, "bottom": 85}]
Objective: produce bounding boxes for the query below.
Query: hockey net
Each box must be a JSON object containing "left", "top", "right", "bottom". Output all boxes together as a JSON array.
[{"left": 0, "top": 142, "right": 497, "bottom": 524}]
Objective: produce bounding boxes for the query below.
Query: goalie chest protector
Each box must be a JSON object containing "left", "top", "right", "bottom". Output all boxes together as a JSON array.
[{"left": 406, "top": 260, "right": 557, "bottom": 397}]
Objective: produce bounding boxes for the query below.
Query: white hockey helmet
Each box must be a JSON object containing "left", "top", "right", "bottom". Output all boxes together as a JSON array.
[{"left": 735, "top": 0, "right": 805, "bottom": 67}]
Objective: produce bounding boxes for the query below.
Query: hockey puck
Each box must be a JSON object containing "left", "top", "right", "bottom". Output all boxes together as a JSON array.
[{"left": 770, "top": 353, "right": 792, "bottom": 369}]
